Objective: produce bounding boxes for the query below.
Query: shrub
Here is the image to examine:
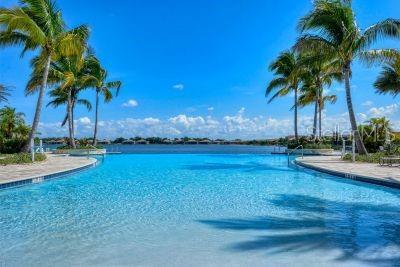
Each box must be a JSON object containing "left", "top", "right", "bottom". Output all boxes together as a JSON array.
[
  {"left": 0, "top": 138, "right": 27, "bottom": 154},
  {"left": 0, "top": 153, "right": 46, "bottom": 165},
  {"left": 303, "top": 143, "right": 332, "bottom": 149},
  {"left": 287, "top": 138, "right": 332, "bottom": 149},
  {"left": 57, "top": 144, "right": 104, "bottom": 150},
  {"left": 343, "top": 152, "right": 386, "bottom": 163}
]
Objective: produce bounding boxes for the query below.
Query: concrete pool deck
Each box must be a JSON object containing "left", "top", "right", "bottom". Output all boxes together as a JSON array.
[
  {"left": 295, "top": 156, "right": 400, "bottom": 188},
  {"left": 0, "top": 154, "right": 97, "bottom": 189}
]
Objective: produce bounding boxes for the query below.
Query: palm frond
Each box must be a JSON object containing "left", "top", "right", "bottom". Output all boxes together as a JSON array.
[
  {"left": 0, "top": 7, "right": 46, "bottom": 45},
  {"left": 266, "top": 77, "right": 287, "bottom": 96},
  {"left": 363, "top": 19, "right": 400, "bottom": 47},
  {"left": 105, "top": 80, "right": 122, "bottom": 95},
  {"left": 359, "top": 49, "right": 400, "bottom": 66},
  {"left": 294, "top": 34, "right": 336, "bottom": 55},
  {"left": 76, "top": 99, "right": 92, "bottom": 111}
]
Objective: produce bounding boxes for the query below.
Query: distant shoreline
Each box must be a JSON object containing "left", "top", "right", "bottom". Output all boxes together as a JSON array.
[{"left": 43, "top": 143, "right": 287, "bottom": 154}]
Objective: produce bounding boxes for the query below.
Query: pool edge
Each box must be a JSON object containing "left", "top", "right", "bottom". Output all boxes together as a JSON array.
[
  {"left": 294, "top": 159, "right": 400, "bottom": 189},
  {"left": 0, "top": 158, "right": 99, "bottom": 191}
]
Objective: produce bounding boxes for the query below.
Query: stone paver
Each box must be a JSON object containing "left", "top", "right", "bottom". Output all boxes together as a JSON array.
[
  {"left": 0, "top": 154, "right": 97, "bottom": 185},
  {"left": 296, "top": 156, "right": 400, "bottom": 186}
]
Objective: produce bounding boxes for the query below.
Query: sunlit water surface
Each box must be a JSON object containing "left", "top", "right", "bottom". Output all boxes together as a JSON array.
[{"left": 1, "top": 152, "right": 400, "bottom": 267}]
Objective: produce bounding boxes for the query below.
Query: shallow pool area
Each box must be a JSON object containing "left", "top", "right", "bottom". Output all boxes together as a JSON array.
[{"left": 1, "top": 153, "right": 400, "bottom": 266}]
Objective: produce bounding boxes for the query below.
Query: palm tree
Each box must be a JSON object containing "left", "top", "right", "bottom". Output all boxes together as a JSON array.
[
  {"left": 266, "top": 50, "right": 304, "bottom": 142},
  {"left": 47, "top": 87, "right": 92, "bottom": 132},
  {"left": 27, "top": 53, "right": 93, "bottom": 148},
  {"left": 298, "top": 84, "right": 337, "bottom": 139},
  {"left": 367, "top": 117, "right": 391, "bottom": 139},
  {"left": 299, "top": 77, "right": 319, "bottom": 139},
  {"left": 374, "top": 51, "right": 400, "bottom": 96},
  {"left": 296, "top": 0, "right": 400, "bottom": 154},
  {"left": 298, "top": 53, "right": 341, "bottom": 139},
  {"left": 0, "top": 85, "right": 11, "bottom": 103},
  {"left": 0, "top": 0, "right": 89, "bottom": 151},
  {"left": 0, "top": 106, "right": 25, "bottom": 139},
  {"left": 82, "top": 56, "right": 122, "bottom": 146}
]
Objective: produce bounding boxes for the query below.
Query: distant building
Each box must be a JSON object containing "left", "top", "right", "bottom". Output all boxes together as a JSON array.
[
  {"left": 135, "top": 139, "right": 150, "bottom": 145},
  {"left": 198, "top": 139, "right": 211, "bottom": 145},
  {"left": 162, "top": 139, "right": 173, "bottom": 144},
  {"left": 185, "top": 139, "right": 198, "bottom": 144},
  {"left": 173, "top": 139, "right": 184, "bottom": 144},
  {"left": 97, "top": 139, "right": 111, "bottom": 145},
  {"left": 46, "top": 139, "right": 65, "bottom": 144},
  {"left": 122, "top": 140, "right": 135, "bottom": 144}
]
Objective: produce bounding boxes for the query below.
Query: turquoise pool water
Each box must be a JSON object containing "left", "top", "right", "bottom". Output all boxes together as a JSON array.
[{"left": 1, "top": 153, "right": 400, "bottom": 267}]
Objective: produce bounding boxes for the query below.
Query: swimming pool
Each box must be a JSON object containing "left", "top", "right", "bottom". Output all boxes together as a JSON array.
[{"left": 1, "top": 153, "right": 400, "bottom": 266}]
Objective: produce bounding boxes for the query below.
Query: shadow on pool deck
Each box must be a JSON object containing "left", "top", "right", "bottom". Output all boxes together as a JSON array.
[
  {"left": 198, "top": 194, "right": 400, "bottom": 265},
  {"left": 184, "top": 161, "right": 296, "bottom": 173}
]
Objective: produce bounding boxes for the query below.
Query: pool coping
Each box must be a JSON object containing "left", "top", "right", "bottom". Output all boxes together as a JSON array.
[
  {"left": 294, "top": 158, "right": 400, "bottom": 189},
  {"left": 0, "top": 158, "right": 98, "bottom": 190}
]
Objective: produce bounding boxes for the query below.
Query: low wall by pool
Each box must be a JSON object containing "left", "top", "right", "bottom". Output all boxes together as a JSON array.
[
  {"left": 295, "top": 159, "right": 400, "bottom": 189},
  {"left": 53, "top": 149, "right": 107, "bottom": 156},
  {"left": 285, "top": 149, "right": 335, "bottom": 156},
  {"left": 0, "top": 159, "right": 98, "bottom": 190}
]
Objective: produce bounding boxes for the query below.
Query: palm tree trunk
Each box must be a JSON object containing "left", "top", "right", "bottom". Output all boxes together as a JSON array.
[
  {"left": 67, "top": 89, "right": 76, "bottom": 148},
  {"left": 72, "top": 99, "right": 75, "bottom": 142},
  {"left": 93, "top": 89, "right": 99, "bottom": 146},
  {"left": 319, "top": 100, "right": 322, "bottom": 138},
  {"left": 312, "top": 100, "right": 318, "bottom": 140},
  {"left": 22, "top": 54, "right": 51, "bottom": 152},
  {"left": 294, "top": 86, "right": 299, "bottom": 142},
  {"left": 316, "top": 80, "right": 322, "bottom": 139},
  {"left": 318, "top": 86, "right": 322, "bottom": 138},
  {"left": 344, "top": 64, "right": 368, "bottom": 155}
]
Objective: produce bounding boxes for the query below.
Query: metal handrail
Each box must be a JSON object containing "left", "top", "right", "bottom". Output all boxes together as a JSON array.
[{"left": 287, "top": 145, "right": 304, "bottom": 165}]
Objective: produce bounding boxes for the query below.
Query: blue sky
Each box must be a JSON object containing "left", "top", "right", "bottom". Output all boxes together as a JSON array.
[{"left": 0, "top": 0, "right": 399, "bottom": 139}]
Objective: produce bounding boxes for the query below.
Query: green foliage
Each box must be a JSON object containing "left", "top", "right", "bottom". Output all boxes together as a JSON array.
[
  {"left": 0, "top": 84, "right": 11, "bottom": 103},
  {"left": 146, "top": 137, "right": 163, "bottom": 144},
  {"left": 0, "top": 138, "right": 26, "bottom": 154},
  {"left": 358, "top": 117, "right": 391, "bottom": 153},
  {"left": 374, "top": 51, "right": 400, "bottom": 97},
  {"left": 112, "top": 137, "right": 126, "bottom": 144},
  {"left": 296, "top": 0, "right": 400, "bottom": 155},
  {"left": 266, "top": 50, "right": 304, "bottom": 103},
  {"left": 0, "top": 153, "right": 46, "bottom": 165},
  {"left": 56, "top": 144, "right": 103, "bottom": 150},
  {"left": 0, "top": 106, "right": 27, "bottom": 138},
  {"left": 303, "top": 143, "right": 332, "bottom": 149},
  {"left": 287, "top": 138, "right": 332, "bottom": 149},
  {"left": 287, "top": 137, "right": 306, "bottom": 149},
  {"left": 343, "top": 152, "right": 386, "bottom": 164},
  {"left": 78, "top": 138, "right": 90, "bottom": 147},
  {"left": 0, "top": 107, "right": 30, "bottom": 153}
]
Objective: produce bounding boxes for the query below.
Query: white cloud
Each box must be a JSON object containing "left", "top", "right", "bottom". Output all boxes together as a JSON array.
[
  {"left": 78, "top": 117, "right": 91, "bottom": 125},
  {"left": 172, "top": 83, "right": 184, "bottom": 90},
  {"left": 208, "top": 107, "right": 214, "bottom": 111},
  {"left": 38, "top": 107, "right": 400, "bottom": 140},
  {"left": 368, "top": 104, "right": 398, "bottom": 117},
  {"left": 122, "top": 99, "right": 139, "bottom": 108},
  {"left": 362, "top": 100, "right": 374, "bottom": 107},
  {"left": 169, "top": 114, "right": 201, "bottom": 129},
  {"left": 358, "top": 113, "right": 368, "bottom": 122}
]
